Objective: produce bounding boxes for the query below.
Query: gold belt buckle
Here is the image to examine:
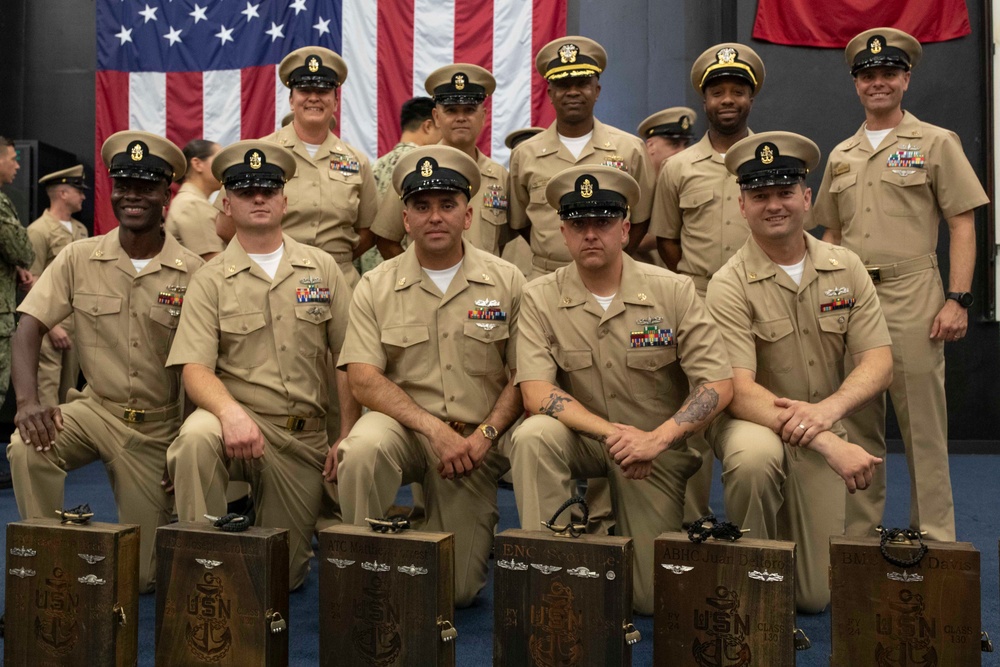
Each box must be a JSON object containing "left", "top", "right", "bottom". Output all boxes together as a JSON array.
[
  {"left": 286, "top": 416, "right": 307, "bottom": 431},
  {"left": 123, "top": 408, "right": 145, "bottom": 423},
  {"left": 867, "top": 267, "right": 882, "bottom": 284}
]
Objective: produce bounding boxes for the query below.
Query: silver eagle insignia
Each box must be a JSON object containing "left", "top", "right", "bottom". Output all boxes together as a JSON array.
[
  {"left": 78, "top": 574, "right": 106, "bottom": 586},
  {"left": 824, "top": 287, "right": 850, "bottom": 297},
  {"left": 886, "top": 571, "right": 924, "bottom": 583},
  {"left": 78, "top": 553, "right": 106, "bottom": 565},
  {"left": 636, "top": 316, "right": 663, "bottom": 326},
  {"left": 362, "top": 560, "right": 390, "bottom": 573},
  {"left": 748, "top": 569, "right": 784, "bottom": 582},
  {"left": 660, "top": 564, "right": 694, "bottom": 575},
  {"left": 195, "top": 558, "right": 223, "bottom": 570},
  {"left": 530, "top": 564, "right": 562, "bottom": 575},
  {"left": 9, "top": 567, "right": 35, "bottom": 578},
  {"left": 475, "top": 299, "right": 500, "bottom": 307},
  {"left": 327, "top": 558, "right": 356, "bottom": 569},
  {"left": 10, "top": 547, "right": 36, "bottom": 557},
  {"left": 397, "top": 564, "right": 428, "bottom": 577}
]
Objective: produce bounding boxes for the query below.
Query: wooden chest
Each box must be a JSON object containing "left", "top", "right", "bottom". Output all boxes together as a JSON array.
[
  {"left": 831, "top": 535, "right": 982, "bottom": 666},
  {"left": 154, "top": 522, "right": 289, "bottom": 667},
  {"left": 318, "top": 524, "right": 456, "bottom": 667},
  {"left": 493, "top": 529, "right": 636, "bottom": 667},
  {"left": 654, "top": 532, "right": 797, "bottom": 666},
  {"left": 4, "top": 518, "right": 139, "bottom": 667}
]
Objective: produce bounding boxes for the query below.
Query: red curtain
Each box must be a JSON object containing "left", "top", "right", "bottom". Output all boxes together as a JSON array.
[{"left": 752, "top": 0, "right": 971, "bottom": 48}]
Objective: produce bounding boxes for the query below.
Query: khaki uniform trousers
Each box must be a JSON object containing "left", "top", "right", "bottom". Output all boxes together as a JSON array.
[
  {"left": 509, "top": 415, "right": 701, "bottom": 616},
  {"left": 167, "top": 407, "right": 330, "bottom": 591},
  {"left": 36, "top": 317, "right": 80, "bottom": 408},
  {"left": 315, "top": 256, "right": 360, "bottom": 525},
  {"left": 7, "top": 390, "right": 177, "bottom": 593},
  {"left": 336, "top": 411, "right": 509, "bottom": 608},
  {"left": 708, "top": 414, "right": 845, "bottom": 613},
  {"left": 844, "top": 267, "right": 954, "bottom": 541},
  {"left": 682, "top": 283, "right": 715, "bottom": 525}
]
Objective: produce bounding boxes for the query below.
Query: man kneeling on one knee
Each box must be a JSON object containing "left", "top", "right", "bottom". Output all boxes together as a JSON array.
[
  {"left": 336, "top": 146, "right": 526, "bottom": 607},
  {"left": 166, "top": 140, "right": 358, "bottom": 590},
  {"left": 509, "top": 164, "right": 733, "bottom": 615},
  {"left": 706, "top": 131, "right": 892, "bottom": 613}
]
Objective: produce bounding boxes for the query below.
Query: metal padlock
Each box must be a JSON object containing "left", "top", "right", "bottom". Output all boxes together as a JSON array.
[
  {"left": 113, "top": 603, "right": 127, "bottom": 627},
  {"left": 793, "top": 627, "right": 811, "bottom": 651},
  {"left": 982, "top": 631, "right": 994, "bottom": 652},
  {"left": 266, "top": 609, "right": 287, "bottom": 634},
  {"left": 438, "top": 619, "right": 458, "bottom": 642},
  {"left": 623, "top": 623, "right": 641, "bottom": 646}
]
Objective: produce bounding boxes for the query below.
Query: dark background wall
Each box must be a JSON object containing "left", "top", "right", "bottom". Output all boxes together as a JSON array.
[{"left": 1, "top": 0, "right": 997, "bottom": 441}]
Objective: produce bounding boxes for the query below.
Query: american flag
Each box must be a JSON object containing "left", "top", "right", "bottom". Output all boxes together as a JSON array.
[{"left": 95, "top": 0, "right": 567, "bottom": 234}]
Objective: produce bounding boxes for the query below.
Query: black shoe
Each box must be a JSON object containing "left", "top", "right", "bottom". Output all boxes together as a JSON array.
[{"left": 0, "top": 457, "right": 11, "bottom": 489}]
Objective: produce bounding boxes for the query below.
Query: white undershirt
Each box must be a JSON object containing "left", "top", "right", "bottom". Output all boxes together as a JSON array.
[
  {"left": 865, "top": 127, "right": 892, "bottom": 151},
  {"left": 248, "top": 244, "right": 285, "bottom": 280},
  {"left": 777, "top": 257, "right": 806, "bottom": 286},
  {"left": 592, "top": 292, "right": 616, "bottom": 312},
  {"left": 59, "top": 220, "right": 73, "bottom": 232},
  {"left": 302, "top": 141, "right": 321, "bottom": 158},
  {"left": 423, "top": 259, "right": 463, "bottom": 294},
  {"left": 559, "top": 131, "right": 593, "bottom": 160},
  {"left": 130, "top": 258, "right": 152, "bottom": 273}
]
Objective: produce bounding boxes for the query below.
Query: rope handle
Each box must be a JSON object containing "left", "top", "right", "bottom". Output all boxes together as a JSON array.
[
  {"left": 687, "top": 514, "right": 745, "bottom": 543},
  {"left": 366, "top": 516, "right": 411, "bottom": 533},
  {"left": 877, "top": 525, "right": 928, "bottom": 568},
  {"left": 541, "top": 496, "right": 588, "bottom": 538},
  {"left": 57, "top": 504, "right": 95, "bottom": 525},
  {"left": 204, "top": 513, "right": 251, "bottom": 532}
]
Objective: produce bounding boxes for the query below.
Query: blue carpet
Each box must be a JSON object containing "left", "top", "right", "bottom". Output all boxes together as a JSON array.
[{"left": 2, "top": 453, "right": 998, "bottom": 665}]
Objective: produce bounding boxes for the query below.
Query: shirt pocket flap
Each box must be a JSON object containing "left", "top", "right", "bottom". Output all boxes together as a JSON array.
[
  {"left": 148, "top": 306, "right": 180, "bottom": 329},
  {"left": 553, "top": 347, "right": 593, "bottom": 372},
  {"left": 75, "top": 293, "right": 123, "bottom": 316},
  {"left": 381, "top": 325, "right": 430, "bottom": 348},
  {"left": 751, "top": 317, "right": 795, "bottom": 342},
  {"left": 880, "top": 169, "right": 928, "bottom": 187},
  {"left": 679, "top": 188, "right": 714, "bottom": 209},
  {"left": 818, "top": 314, "right": 849, "bottom": 334},
  {"left": 219, "top": 311, "right": 267, "bottom": 335},
  {"left": 625, "top": 346, "right": 678, "bottom": 371},
  {"left": 829, "top": 172, "right": 858, "bottom": 194},
  {"left": 463, "top": 320, "right": 510, "bottom": 342},
  {"left": 295, "top": 303, "right": 333, "bottom": 324}
]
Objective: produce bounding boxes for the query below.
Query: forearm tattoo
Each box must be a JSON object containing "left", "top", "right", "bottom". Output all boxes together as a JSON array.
[
  {"left": 570, "top": 427, "right": 608, "bottom": 445},
  {"left": 673, "top": 385, "right": 719, "bottom": 425},
  {"left": 540, "top": 392, "right": 572, "bottom": 417}
]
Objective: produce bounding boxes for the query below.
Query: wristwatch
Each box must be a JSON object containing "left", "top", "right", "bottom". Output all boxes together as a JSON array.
[
  {"left": 479, "top": 424, "right": 499, "bottom": 442},
  {"left": 946, "top": 292, "right": 974, "bottom": 308}
]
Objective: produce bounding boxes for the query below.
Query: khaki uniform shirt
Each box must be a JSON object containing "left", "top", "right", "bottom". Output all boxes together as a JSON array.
[
  {"left": 17, "top": 229, "right": 203, "bottom": 408},
  {"left": 27, "top": 211, "right": 88, "bottom": 278},
  {"left": 165, "top": 183, "right": 225, "bottom": 257},
  {"left": 516, "top": 255, "right": 732, "bottom": 433},
  {"left": 339, "top": 241, "right": 524, "bottom": 425},
  {"left": 370, "top": 147, "right": 510, "bottom": 256},
  {"left": 649, "top": 132, "right": 750, "bottom": 280},
  {"left": 1, "top": 192, "right": 34, "bottom": 333},
  {"left": 812, "top": 111, "right": 990, "bottom": 265},
  {"left": 215, "top": 124, "right": 380, "bottom": 263},
  {"left": 706, "top": 234, "right": 891, "bottom": 402},
  {"left": 167, "top": 234, "right": 350, "bottom": 419},
  {"left": 509, "top": 119, "right": 655, "bottom": 265},
  {"left": 373, "top": 142, "right": 417, "bottom": 198}
]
